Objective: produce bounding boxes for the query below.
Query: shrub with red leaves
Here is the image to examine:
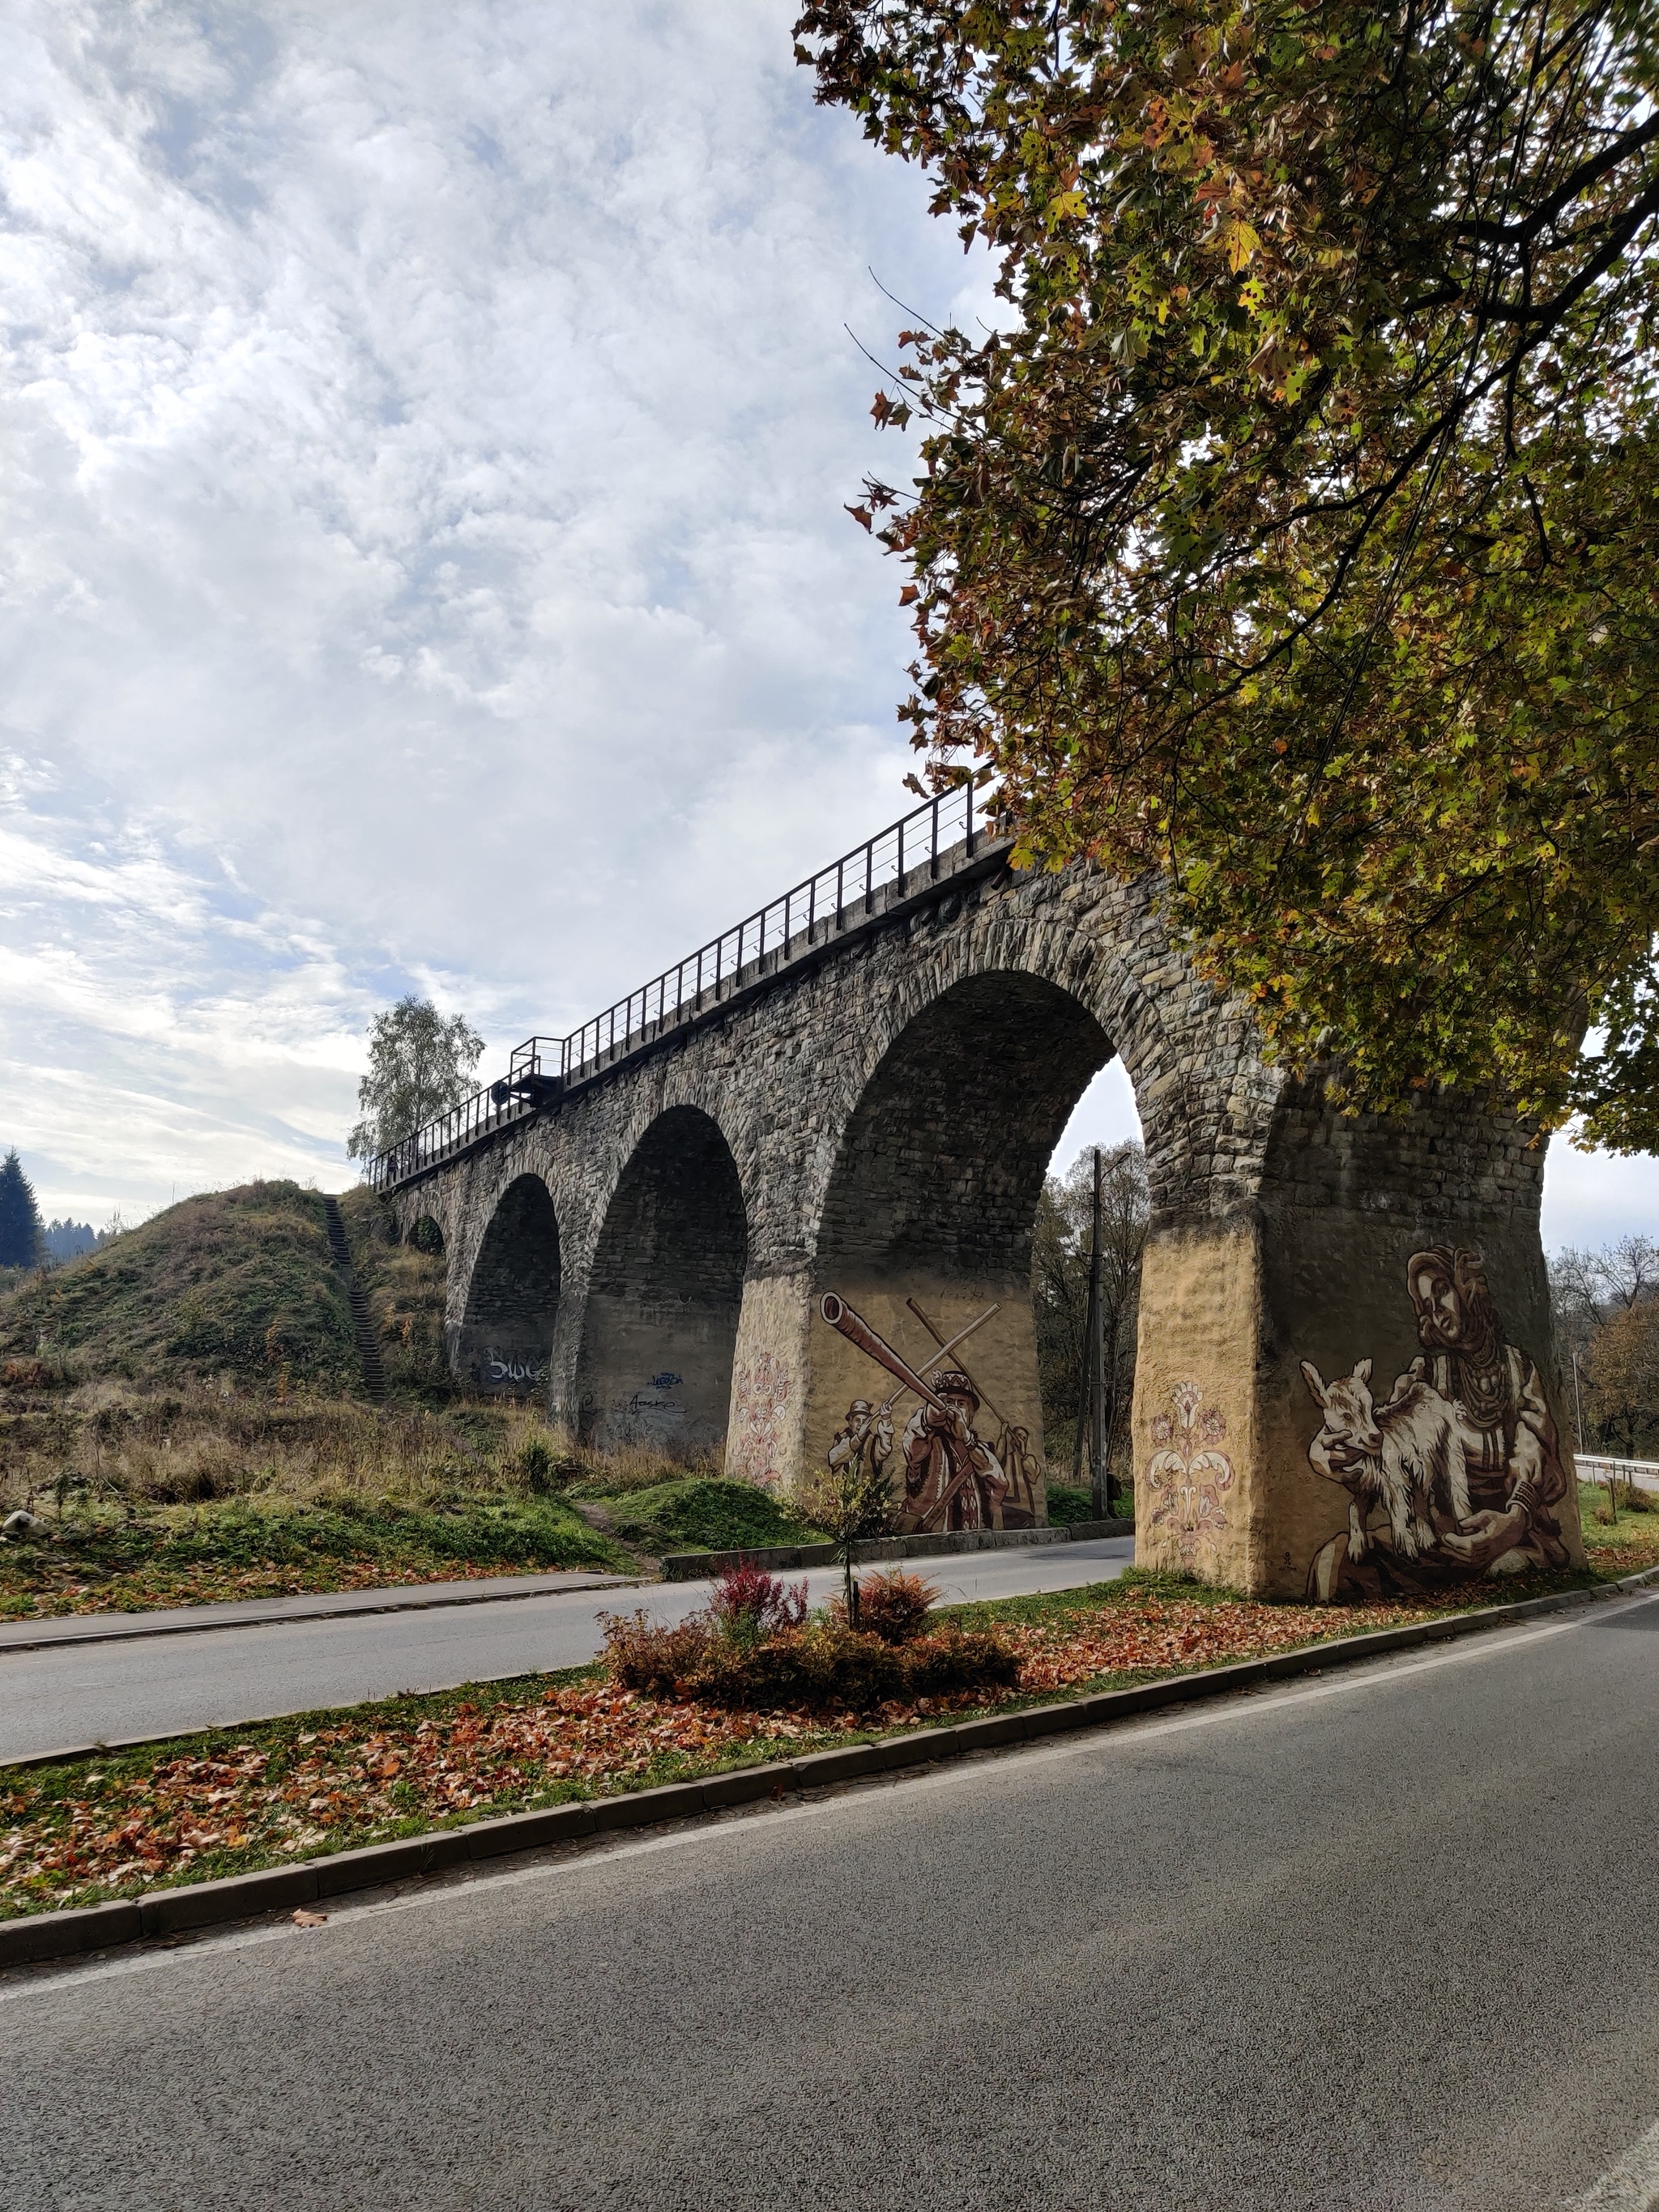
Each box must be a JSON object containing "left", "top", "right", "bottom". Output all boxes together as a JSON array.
[{"left": 709, "top": 1562, "right": 808, "bottom": 1644}]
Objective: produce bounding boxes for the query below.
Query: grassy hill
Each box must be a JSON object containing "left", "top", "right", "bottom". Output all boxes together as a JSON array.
[
  {"left": 0, "top": 1179, "right": 450, "bottom": 1400},
  {"left": 0, "top": 1180, "right": 838, "bottom": 1615},
  {"left": 0, "top": 1183, "right": 637, "bottom": 1615}
]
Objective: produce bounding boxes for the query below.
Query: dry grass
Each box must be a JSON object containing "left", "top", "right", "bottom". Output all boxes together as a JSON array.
[{"left": 0, "top": 1385, "right": 579, "bottom": 1517}]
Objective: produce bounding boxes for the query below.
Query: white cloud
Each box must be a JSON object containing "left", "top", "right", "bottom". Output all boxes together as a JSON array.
[
  {"left": 0, "top": 0, "right": 999, "bottom": 1218},
  {"left": 0, "top": 2, "right": 1648, "bottom": 1260}
]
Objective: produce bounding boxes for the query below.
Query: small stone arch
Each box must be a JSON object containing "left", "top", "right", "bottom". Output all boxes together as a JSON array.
[
  {"left": 407, "top": 1214, "right": 445, "bottom": 1256},
  {"left": 456, "top": 1174, "right": 561, "bottom": 1396},
  {"left": 574, "top": 1106, "right": 748, "bottom": 1455}
]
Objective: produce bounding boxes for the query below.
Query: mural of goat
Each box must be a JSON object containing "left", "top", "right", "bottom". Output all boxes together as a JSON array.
[{"left": 1299, "top": 1357, "right": 1473, "bottom": 1562}]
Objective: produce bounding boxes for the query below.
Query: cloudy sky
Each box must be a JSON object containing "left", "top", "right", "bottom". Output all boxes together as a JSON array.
[{"left": 2, "top": 0, "right": 1652, "bottom": 1251}]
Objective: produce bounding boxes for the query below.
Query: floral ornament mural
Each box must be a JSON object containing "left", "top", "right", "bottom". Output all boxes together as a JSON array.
[
  {"left": 1145, "top": 1381, "right": 1235, "bottom": 1568},
  {"left": 729, "top": 1349, "right": 791, "bottom": 1486}
]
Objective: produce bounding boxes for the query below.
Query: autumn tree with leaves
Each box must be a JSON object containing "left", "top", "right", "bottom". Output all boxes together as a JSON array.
[
  {"left": 1031, "top": 1142, "right": 1148, "bottom": 1473},
  {"left": 1550, "top": 1234, "right": 1659, "bottom": 1454},
  {"left": 797, "top": 0, "right": 1659, "bottom": 1143}
]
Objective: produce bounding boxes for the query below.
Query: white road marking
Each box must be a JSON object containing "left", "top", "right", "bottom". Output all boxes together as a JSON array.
[
  {"left": 5, "top": 1588, "right": 1653, "bottom": 2008},
  {"left": 1567, "top": 2116, "right": 1659, "bottom": 2208}
]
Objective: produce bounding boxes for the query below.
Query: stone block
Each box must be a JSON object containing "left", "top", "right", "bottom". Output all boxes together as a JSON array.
[
  {"left": 588, "top": 1782, "right": 709, "bottom": 1833},
  {"left": 953, "top": 1712, "right": 1026, "bottom": 1752},
  {"left": 463, "top": 1803, "right": 596, "bottom": 1859},
  {"left": 140, "top": 1864, "right": 318, "bottom": 1937},
  {"left": 876, "top": 1727, "right": 960, "bottom": 1771},
  {"left": 792, "top": 1743, "right": 883, "bottom": 1790},
  {"left": 701, "top": 1764, "right": 789, "bottom": 1809},
  {"left": 0, "top": 1899, "right": 141, "bottom": 1968},
  {"left": 314, "top": 1832, "right": 470, "bottom": 1895}
]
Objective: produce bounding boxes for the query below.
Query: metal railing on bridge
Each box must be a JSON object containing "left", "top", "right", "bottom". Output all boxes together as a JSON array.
[{"left": 369, "top": 779, "right": 994, "bottom": 1192}]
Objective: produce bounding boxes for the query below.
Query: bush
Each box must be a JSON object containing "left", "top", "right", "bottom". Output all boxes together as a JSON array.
[
  {"left": 599, "top": 1609, "right": 718, "bottom": 1696},
  {"left": 609, "top": 1477, "right": 824, "bottom": 1555},
  {"left": 690, "top": 1619, "right": 1018, "bottom": 1711},
  {"left": 2, "top": 1358, "right": 59, "bottom": 1392},
  {"left": 842, "top": 1570, "right": 939, "bottom": 1646},
  {"left": 709, "top": 1562, "right": 808, "bottom": 1644},
  {"left": 1046, "top": 1480, "right": 1134, "bottom": 1524},
  {"left": 519, "top": 1435, "right": 569, "bottom": 1496},
  {"left": 898, "top": 1627, "right": 1019, "bottom": 1702},
  {"left": 688, "top": 1618, "right": 906, "bottom": 1710}
]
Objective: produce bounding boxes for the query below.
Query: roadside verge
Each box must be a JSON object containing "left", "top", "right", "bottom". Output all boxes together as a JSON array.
[{"left": 6, "top": 1563, "right": 1653, "bottom": 1973}]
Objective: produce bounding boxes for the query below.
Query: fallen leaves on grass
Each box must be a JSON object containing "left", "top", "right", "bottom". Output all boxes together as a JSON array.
[
  {"left": 0, "top": 1586, "right": 1442, "bottom": 1917},
  {"left": 1577, "top": 1524, "right": 1659, "bottom": 1575},
  {"left": 1004, "top": 1593, "right": 1427, "bottom": 1691}
]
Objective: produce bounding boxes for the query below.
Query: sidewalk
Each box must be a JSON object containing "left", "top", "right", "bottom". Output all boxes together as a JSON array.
[{"left": 0, "top": 1570, "right": 647, "bottom": 1656}]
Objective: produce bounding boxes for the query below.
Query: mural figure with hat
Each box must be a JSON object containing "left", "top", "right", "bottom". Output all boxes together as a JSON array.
[
  {"left": 897, "top": 1366, "right": 1010, "bottom": 1532},
  {"left": 826, "top": 1398, "right": 895, "bottom": 1489},
  {"left": 1301, "top": 1244, "right": 1572, "bottom": 1600},
  {"left": 817, "top": 1294, "right": 1013, "bottom": 1533}
]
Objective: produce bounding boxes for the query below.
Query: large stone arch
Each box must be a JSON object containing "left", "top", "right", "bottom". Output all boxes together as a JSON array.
[
  {"left": 572, "top": 1104, "right": 748, "bottom": 1453},
  {"left": 798, "top": 971, "right": 1112, "bottom": 1527},
  {"left": 722, "top": 863, "right": 1277, "bottom": 1502},
  {"left": 454, "top": 1172, "right": 562, "bottom": 1396}
]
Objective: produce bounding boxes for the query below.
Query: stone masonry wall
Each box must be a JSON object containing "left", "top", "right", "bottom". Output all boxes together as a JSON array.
[{"left": 383, "top": 848, "right": 1572, "bottom": 1600}]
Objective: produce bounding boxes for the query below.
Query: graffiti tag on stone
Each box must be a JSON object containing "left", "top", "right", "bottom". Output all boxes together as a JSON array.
[{"left": 484, "top": 1349, "right": 545, "bottom": 1387}]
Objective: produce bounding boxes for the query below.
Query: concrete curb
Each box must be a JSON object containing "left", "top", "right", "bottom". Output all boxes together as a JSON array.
[
  {"left": 0, "top": 1571, "right": 648, "bottom": 1659},
  {"left": 659, "top": 1519, "right": 1136, "bottom": 1581},
  {"left": 5, "top": 1564, "right": 1653, "bottom": 1972}
]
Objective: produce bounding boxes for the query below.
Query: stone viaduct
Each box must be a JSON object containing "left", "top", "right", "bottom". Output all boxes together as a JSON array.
[{"left": 374, "top": 789, "right": 1582, "bottom": 1600}]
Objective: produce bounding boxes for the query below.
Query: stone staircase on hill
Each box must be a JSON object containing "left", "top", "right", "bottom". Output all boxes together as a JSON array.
[{"left": 323, "top": 1196, "right": 386, "bottom": 1404}]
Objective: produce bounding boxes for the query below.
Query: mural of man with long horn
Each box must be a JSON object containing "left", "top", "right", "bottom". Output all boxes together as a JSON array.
[{"left": 819, "top": 1294, "right": 1011, "bottom": 1533}]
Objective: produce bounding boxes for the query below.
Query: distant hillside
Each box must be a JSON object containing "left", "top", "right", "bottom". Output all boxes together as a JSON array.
[
  {"left": 0, "top": 1181, "right": 449, "bottom": 1400},
  {"left": 44, "top": 1221, "right": 100, "bottom": 1262}
]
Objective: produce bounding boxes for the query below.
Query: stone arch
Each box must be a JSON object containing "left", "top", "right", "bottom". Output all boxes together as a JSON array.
[
  {"left": 800, "top": 970, "right": 1113, "bottom": 1530},
  {"left": 407, "top": 1214, "right": 445, "bottom": 1256},
  {"left": 574, "top": 1105, "right": 748, "bottom": 1454},
  {"left": 456, "top": 1173, "right": 561, "bottom": 1396}
]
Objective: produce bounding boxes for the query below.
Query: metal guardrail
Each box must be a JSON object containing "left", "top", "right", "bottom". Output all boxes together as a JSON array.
[
  {"left": 369, "top": 780, "right": 993, "bottom": 1192},
  {"left": 1576, "top": 1454, "right": 1659, "bottom": 1485}
]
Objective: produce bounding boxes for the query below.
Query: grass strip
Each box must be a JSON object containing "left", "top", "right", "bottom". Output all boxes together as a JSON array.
[
  {"left": 8, "top": 1518, "right": 1656, "bottom": 1924},
  {"left": 0, "top": 1567, "right": 1502, "bottom": 1921},
  {"left": 0, "top": 1497, "right": 635, "bottom": 1620}
]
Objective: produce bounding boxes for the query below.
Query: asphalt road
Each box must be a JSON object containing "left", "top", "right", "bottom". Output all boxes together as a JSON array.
[
  {"left": 0, "top": 1538, "right": 1134, "bottom": 1762},
  {"left": 9, "top": 1591, "right": 1659, "bottom": 2210}
]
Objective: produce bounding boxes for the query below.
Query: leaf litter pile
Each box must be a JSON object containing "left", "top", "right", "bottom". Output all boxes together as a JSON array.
[{"left": 1, "top": 1580, "right": 1456, "bottom": 1918}]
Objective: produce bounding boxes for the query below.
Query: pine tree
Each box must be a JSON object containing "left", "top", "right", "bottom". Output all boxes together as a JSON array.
[{"left": 0, "top": 1150, "right": 45, "bottom": 1268}]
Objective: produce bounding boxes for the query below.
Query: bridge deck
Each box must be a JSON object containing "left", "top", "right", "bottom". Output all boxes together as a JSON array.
[{"left": 373, "top": 784, "right": 1011, "bottom": 1192}]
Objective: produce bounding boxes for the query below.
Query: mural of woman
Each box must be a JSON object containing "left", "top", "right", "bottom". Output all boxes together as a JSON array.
[
  {"left": 1303, "top": 1245, "right": 1571, "bottom": 1599},
  {"left": 1405, "top": 1246, "right": 1570, "bottom": 1572}
]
